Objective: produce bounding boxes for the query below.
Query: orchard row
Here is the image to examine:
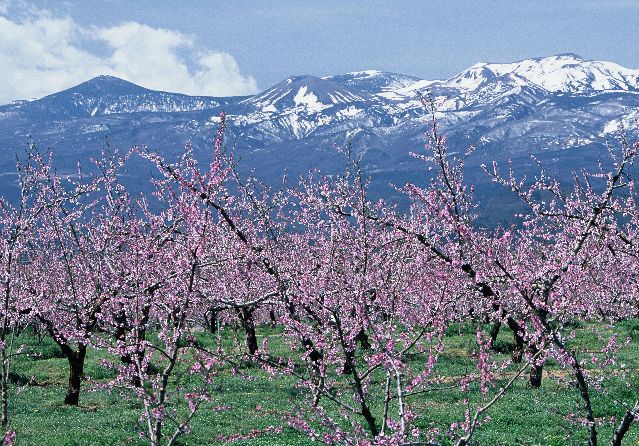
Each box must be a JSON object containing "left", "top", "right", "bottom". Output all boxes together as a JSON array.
[{"left": 0, "top": 109, "right": 637, "bottom": 446}]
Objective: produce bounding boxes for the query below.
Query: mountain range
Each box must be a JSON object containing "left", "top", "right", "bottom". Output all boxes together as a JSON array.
[{"left": 2, "top": 53, "right": 639, "bottom": 223}]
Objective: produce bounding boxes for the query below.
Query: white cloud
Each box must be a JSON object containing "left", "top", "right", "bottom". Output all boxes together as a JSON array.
[{"left": 0, "top": 10, "right": 258, "bottom": 104}]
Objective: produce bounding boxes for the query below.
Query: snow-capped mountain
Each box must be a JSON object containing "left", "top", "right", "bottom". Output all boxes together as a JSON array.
[
  {"left": 242, "top": 75, "right": 366, "bottom": 111},
  {"left": 1, "top": 54, "right": 639, "bottom": 223},
  {"left": 323, "top": 70, "right": 421, "bottom": 94},
  {"left": 388, "top": 54, "right": 639, "bottom": 98},
  {"left": 448, "top": 53, "right": 639, "bottom": 93},
  {"left": 232, "top": 75, "right": 372, "bottom": 139}
]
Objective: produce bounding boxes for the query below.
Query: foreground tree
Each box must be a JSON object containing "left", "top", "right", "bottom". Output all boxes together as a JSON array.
[
  {"left": 314, "top": 103, "right": 639, "bottom": 444},
  {"left": 147, "top": 120, "right": 509, "bottom": 444},
  {"left": 276, "top": 167, "right": 475, "bottom": 444},
  {"left": 22, "top": 151, "right": 128, "bottom": 405},
  {"left": 480, "top": 135, "right": 639, "bottom": 445},
  {"left": 0, "top": 148, "right": 57, "bottom": 442}
]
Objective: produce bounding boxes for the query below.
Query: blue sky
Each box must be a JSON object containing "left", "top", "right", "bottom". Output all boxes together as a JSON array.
[{"left": 1, "top": 0, "right": 638, "bottom": 103}]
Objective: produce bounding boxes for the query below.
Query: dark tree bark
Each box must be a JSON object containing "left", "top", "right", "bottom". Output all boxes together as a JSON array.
[
  {"left": 343, "top": 330, "right": 371, "bottom": 373},
  {"left": 611, "top": 404, "right": 637, "bottom": 446},
  {"left": 573, "top": 361, "right": 598, "bottom": 446},
  {"left": 269, "top": 309, "right": 277, "bottom": 327},
  {"left": 529, "top": 362, "right": 543, "bottom": 389},
  {"left": 356, "top": 329, "right": 371, "bottom": 351},
  {"left": 206, "top": 308, "right": 218, "bottom": 334},
  {"left": 343, "top": 348, "right": 355, "bottom": 375},
  {"left": 63, "top": 344, "right": 86, "bottom": 405},
  {"left": 39, "top": 316, "right": 92, "bottom": 406},
  {"left": 527, "top": 343, "right": 543, "bottom": 388},
  {"left": 511, "top": 325, "right": 525, "bottom": 363},
  {"left": 489, "top": 320, "right": 501, "bottom": 346},
  {"left": 335, "top": 318, "right": 378, "bottom": 437},
  {"left": 238, "top": 307, "right": 258, "bottom": 355},
  {"left": 114, "top": 304, "right": 150, "bottom": 388}
]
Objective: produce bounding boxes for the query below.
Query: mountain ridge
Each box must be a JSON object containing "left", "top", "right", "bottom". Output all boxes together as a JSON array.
[{"left": 1, "top": 54, "right": 639, "bottom": 224}]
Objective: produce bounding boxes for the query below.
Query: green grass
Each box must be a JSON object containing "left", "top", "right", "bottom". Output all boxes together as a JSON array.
[{"left": 4, "top": 321, "right": 639, "bottom": 446}]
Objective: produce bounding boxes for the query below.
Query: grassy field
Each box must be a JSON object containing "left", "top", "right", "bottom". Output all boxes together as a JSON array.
[{"left": 5, "top": 320, "right": 639, "bottom": 446}]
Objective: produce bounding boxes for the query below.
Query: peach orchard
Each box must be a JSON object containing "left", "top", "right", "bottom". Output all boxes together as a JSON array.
[{"left": 0, "top": 105, "right": 637, "bottom": 446}]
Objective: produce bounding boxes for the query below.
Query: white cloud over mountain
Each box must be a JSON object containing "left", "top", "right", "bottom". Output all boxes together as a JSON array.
[{"left": 0, "top": 9, "right": 258, "bottom": 103}]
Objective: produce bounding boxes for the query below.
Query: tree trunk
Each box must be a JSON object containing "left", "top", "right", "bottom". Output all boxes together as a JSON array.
[
  {"left": 340, "top": 334, "right": 378, "bottom": 437},
  {"left": 360, "top": 402, "right": 379, "bottom": 437},
  {"left": 269, "top": 309, "right": 277, "bottom": 327},
  {"left": 489, "top": 320, "right": 501, "bottom": 346},
  {"left": 356, "top": 329, "right": 371, "bottom": 350},
  {"left": 1, "top": 346, "right": 8, "bottom": 429},
  {"left": 114, "top": 309, "right": 144, "bottom": 387},
  {"left": 529, "top": 362, "right": 543, "bottom": 388},
  {"left": 207, "top": 308, "right": 218, "bottom": 334},
  {"left": 64, "top": 346, "right": 86, "bottom": 405},
  {"left": 343, "top": 348, "right": 355, "bottom": 375},
  {"left": 506, "top": 317, "right": 526, "bottom": 363},
  {"left": 239, "top": 307, "right": 258, "bottom": 355},
  {"left": 342, "top": 330, "right": 371, "bottom": 374},
  {"left": 573, "top": 361, "right": 598, "bottom": 446},
  {"left": 512, "top": 328, "right": 525, "bottom": 363},
  {"left": 611, "top": 404, "right": 637, "bottom": 446},
  {"left": 527, "top": 343, "right": 543, "bottom": 388}
]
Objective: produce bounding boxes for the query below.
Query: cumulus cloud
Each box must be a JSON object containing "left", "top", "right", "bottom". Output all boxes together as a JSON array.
[{"left": 0, "top": 9, "right": 258, "bottom": 104}]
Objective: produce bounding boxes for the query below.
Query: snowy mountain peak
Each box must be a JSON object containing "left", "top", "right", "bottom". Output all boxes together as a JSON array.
[
  {"left": 241, "top": 75, "right": 366, "bottom": 113},
  {"left": 544, "top": 52, "right": 584, "bottom": 61},
  {"left": 323, "top": 70, "right": 421, "bottom": 95},
  {"left": 447, "top": 54, "right": 639, "bottom": 93}
]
